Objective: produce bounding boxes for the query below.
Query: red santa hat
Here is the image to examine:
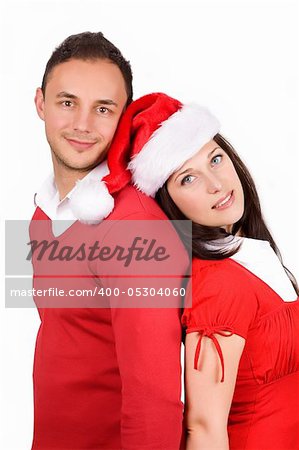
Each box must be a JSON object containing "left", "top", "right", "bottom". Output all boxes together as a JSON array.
[
  {"left": 127, "top": 95, "right": 220, "bottom": 197},
  {"left": 70, "top": 92, "right": 220, "bottom": 223}
]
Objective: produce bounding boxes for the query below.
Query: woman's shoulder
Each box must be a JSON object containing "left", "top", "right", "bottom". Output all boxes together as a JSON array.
[
  {"left": 183, "top": 257, "right": 259, "bottom": 332},
  {"left": 190, "top": 256, "right": 258, "bottom": 304},
  {"left": 192, "top": 256, "right": 250, "bottom": 284}
]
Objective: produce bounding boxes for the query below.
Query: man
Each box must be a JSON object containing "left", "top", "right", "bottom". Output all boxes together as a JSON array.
[{"left": 31, "top": 32, "right": 188, "bottom": 449}]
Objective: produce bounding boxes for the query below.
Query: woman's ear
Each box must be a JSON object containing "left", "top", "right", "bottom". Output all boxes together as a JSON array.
[{"left": 34, "top": 87, "right": 45, "bottom": 121}]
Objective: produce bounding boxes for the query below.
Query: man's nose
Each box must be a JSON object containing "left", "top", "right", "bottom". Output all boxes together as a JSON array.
[{"left": 72, "top": 108, "right": 93, "bottom": 133}]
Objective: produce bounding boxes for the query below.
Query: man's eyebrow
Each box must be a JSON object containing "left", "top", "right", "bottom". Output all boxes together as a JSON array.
[
  {"left": 56, "top": 92, "right": 118, "bottom": 107},
  {"left": 56, "top": 91, "right": 78, "bottom": 99},
  {"left": 94, "top": 99, "right": 118, "bottom": 107}
]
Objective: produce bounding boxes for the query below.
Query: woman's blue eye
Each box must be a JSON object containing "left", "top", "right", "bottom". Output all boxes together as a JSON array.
[
  {"left": 211, "top": 154, "right": 222, "bottom": 165},
  {"left": 181, "top": 175, "right": 195, "bottom": 185}
]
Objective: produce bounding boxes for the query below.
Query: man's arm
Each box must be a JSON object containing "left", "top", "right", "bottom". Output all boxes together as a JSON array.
[
  {"left": 100, "top": 213, "right": 189, "bottom": 449},
  {"left": 111, "top": 305, "right": 184, "bottom": 449}
]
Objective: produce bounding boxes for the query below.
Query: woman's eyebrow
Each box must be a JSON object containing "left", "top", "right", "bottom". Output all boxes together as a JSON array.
[
  {"left": 207, "top": 146, "right": 221, "bottom": 158},
  {"left": 174, "top": 168, "right": 193, "bottom": 182},
  {"left": 174, "top": 147, "right": 221, "bottom": 181}
]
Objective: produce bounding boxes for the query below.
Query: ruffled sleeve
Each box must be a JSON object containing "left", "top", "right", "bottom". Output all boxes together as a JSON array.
[{"left": 182, "top": 259, "right": 258, "bottom": 382}]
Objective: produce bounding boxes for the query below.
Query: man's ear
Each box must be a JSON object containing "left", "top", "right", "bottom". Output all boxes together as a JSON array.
[{"left": 34, "top": 87, "right": 45, "bottom": 121}]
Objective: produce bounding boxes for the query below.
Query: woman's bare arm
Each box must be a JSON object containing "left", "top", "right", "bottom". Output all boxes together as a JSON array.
[{"left": 185, "top": 332, "right": 245, "bottom": 450}]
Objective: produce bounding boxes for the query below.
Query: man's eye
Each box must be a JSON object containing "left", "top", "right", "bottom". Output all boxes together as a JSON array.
[
  {"left": 97, "top": 106, "right": 110, "bottom": 114},
  {"left": 181, "top": 175, "right": 195, "bottom": 185},
  {"left": 62, "top": 100, "right": 73, "bottom": 107},
  {"left": 211, "top": 154, "right": 222, "bottom": 165}
]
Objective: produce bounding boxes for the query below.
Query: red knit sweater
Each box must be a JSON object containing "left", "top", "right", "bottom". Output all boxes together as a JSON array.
[{"left": 30, "top": 184, "right": 189, "bottom": 450}]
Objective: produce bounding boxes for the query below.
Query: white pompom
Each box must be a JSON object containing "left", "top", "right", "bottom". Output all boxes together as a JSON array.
[{"left": 69, "top": 179, "right": 114, "bottom": 224}]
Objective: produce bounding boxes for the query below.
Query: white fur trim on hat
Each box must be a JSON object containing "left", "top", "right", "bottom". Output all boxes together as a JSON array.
[{"left": 128, "top": 104, "right": 220, "bottom": 197}]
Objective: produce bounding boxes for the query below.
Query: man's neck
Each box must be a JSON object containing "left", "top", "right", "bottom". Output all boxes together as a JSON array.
[{"left": 53, "top": 165, "right": 90, "bottom": 201}]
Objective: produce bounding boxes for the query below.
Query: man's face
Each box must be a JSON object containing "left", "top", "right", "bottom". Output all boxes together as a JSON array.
[{"left": 35, "top": 58, "right": 128, "bottom": 173}]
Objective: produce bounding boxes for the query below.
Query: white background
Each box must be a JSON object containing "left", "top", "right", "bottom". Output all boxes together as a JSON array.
[{"left": 0, "top": 0, "right": 298, "bottom": 448}]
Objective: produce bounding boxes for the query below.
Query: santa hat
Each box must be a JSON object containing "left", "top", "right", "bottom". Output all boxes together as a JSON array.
[
  {"left": 128, "top": 95, "right": 220, "bottom": 197},
  {"left": 69, "top": 92, "right": 220, "bottom": 223}
]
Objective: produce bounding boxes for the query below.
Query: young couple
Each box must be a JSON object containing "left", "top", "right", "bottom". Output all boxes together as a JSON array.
[{"left": 31, "top": 31, "right": 299, "bottom": 449}]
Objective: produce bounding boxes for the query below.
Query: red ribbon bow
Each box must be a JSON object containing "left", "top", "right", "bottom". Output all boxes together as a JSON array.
[{"left": 186, "top": 326, "right": 234, "bottom": 382}]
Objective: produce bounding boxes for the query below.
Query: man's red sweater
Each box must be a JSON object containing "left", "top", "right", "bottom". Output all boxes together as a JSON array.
[{"left": 30, "top": 184, "right": 188, "bottom": 450}]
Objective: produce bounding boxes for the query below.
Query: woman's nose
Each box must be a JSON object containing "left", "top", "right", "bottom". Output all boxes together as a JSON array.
[{"left": 206, "top": 174, "right": 222, "bottom": 194}]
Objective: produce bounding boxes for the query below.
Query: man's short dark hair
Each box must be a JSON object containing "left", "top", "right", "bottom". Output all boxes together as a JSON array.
[{"left": 41, "top": 31, "right": 133, "bottom": 106}]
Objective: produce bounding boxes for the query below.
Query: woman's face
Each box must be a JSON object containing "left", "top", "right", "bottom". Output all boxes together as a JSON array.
[{"left": 167, "top": 139, "right": 244, "bottom": 233}]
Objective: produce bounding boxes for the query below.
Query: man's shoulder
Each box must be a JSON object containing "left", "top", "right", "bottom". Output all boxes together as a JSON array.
[{"left": 108, "top": 184, "right": 167, "bottom": 220}]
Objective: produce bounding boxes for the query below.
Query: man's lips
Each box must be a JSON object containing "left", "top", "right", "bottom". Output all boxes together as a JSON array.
[
  {"left": 212, "top": 191, "right": 234, "bottom": 210},
  {"left": 65, "top": 137, "right": 97, "bottom": 150}
]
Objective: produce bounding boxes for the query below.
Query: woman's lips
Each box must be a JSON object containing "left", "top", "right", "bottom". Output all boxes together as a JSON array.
[
  {"left": 212, "top": 191, "right": 234, "bottom": 210},
  {"left": 65, "top": 138, "right": 97, "bottom": 151}
]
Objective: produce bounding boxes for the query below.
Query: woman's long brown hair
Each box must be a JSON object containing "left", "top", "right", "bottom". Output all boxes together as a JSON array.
[{"left": 155, "top": 133, "right": 299, "bottom": 295}]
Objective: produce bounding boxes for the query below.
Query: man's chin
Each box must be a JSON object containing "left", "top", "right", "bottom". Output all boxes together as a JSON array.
[
  {"left": 51, "top": 151, "right": 107, "bottom": 173},
  {"left": 68, "top": 161, "right": 103, "bottom": 172}
]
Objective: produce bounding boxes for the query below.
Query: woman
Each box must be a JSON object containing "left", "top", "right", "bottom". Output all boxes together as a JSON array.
[{"left": 125, "top": 92, "right": 299, "bottom": 449}]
